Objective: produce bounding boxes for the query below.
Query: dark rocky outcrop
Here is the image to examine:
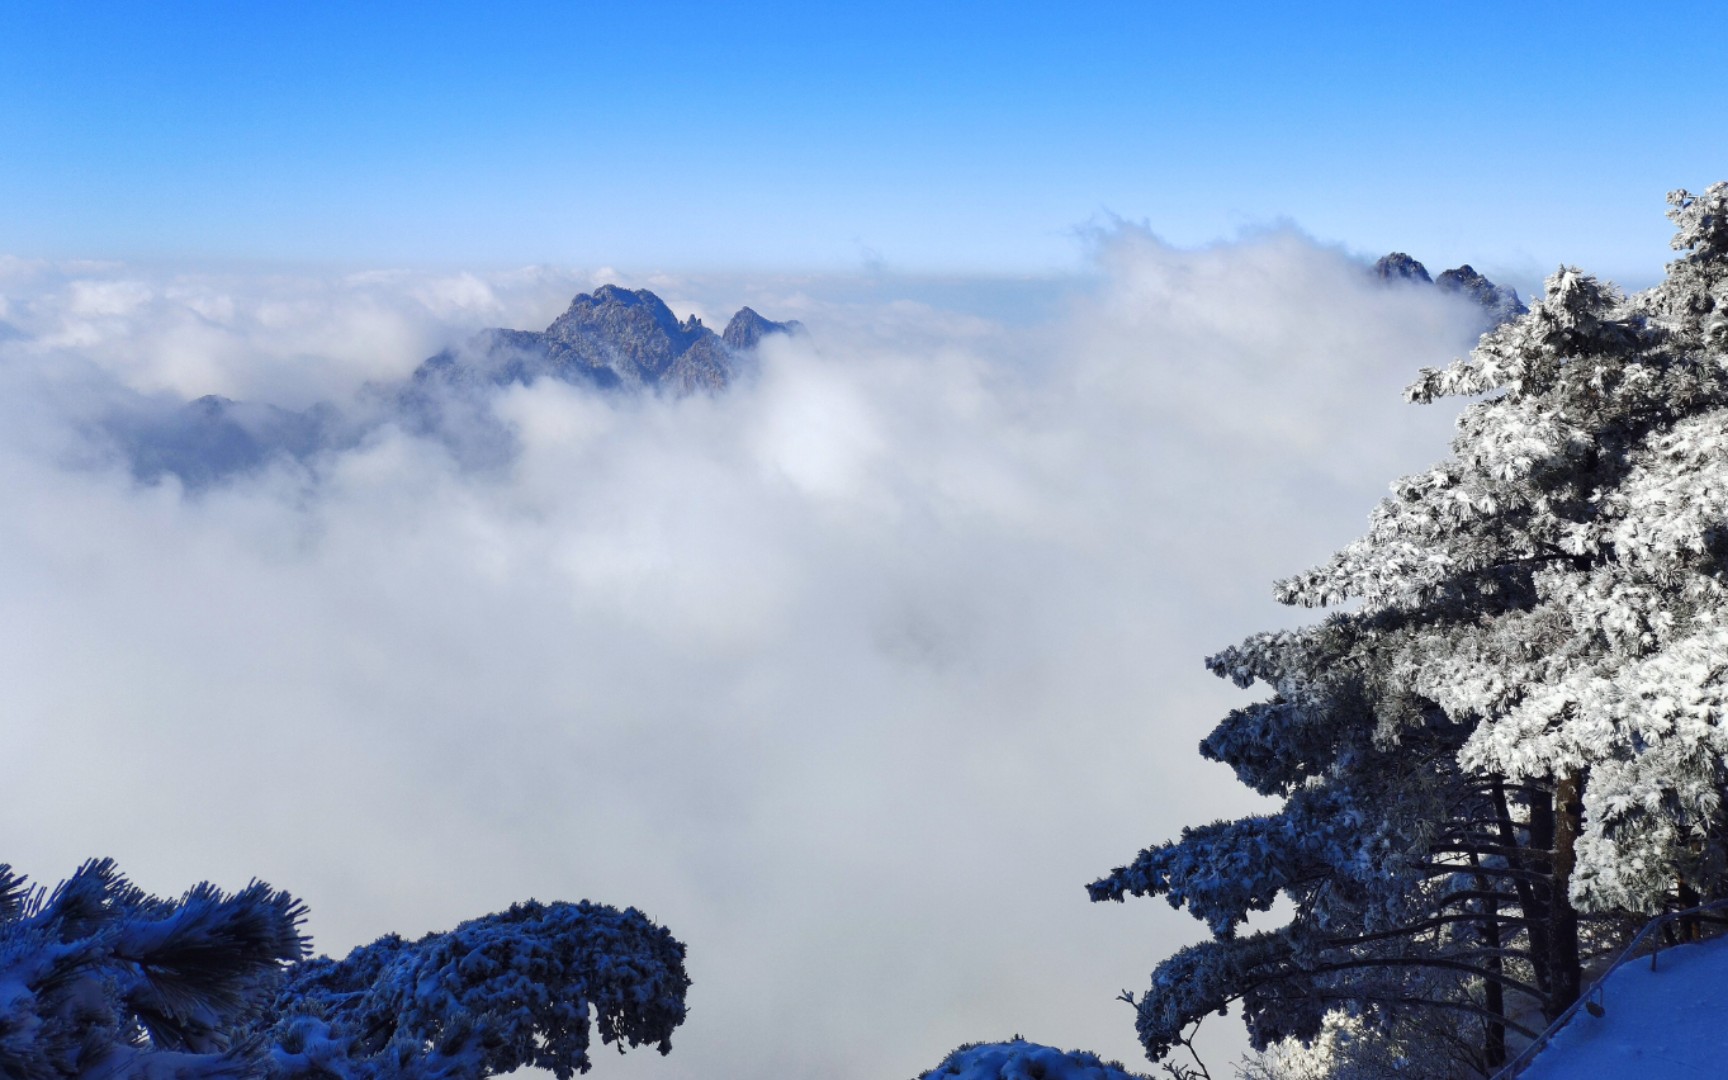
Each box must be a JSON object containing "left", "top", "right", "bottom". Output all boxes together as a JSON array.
[
  {"left": 540, "top": 285, "right": 732, "bottom": 393},
  {"left": 1373, "top": 252, "right": 1434, "bottom": 284},
  {"left": 1373, "top": 253, "right": 1526, "bottom": 327},
  {"left": 721, "top": 306, "right": 803, "bottom": 351},
  {"left": 103, "top": 286, "right": 800, "bottom": 487},
  {"left": 412, "top": 285, "right": 798, "bottom": 396},
  {"left": 1435, "top": 263, "right": 1527, "bottom": 326}
]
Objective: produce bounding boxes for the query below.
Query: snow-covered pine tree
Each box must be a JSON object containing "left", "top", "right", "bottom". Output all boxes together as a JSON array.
[
  {"left": 0, "top": 859, "right": 309, "bottom": 1079},
  {"left": 0, "top": 860, "right": 690, "bottom": 1079},
  {"left": 1091, "top": 184, "right": 1728, "bottom": 1077},
  {"left": 268, "top": 897, "right": 691, "bottom": 1079}
]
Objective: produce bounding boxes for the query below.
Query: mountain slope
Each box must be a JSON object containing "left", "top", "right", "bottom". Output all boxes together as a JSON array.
[
  {"left": 413, "top": 285, "right": 802, "bottom": 396},
  {"left": 1373, "top": 252, "right": 1527, "bottom": 326},
  {"left": 103, "top": 286, "right": 802, "bottom": 486}
]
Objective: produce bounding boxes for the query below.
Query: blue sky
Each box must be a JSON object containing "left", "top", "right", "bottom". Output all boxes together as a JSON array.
[
  {"left": 4, "top": 1, "right": 1723, "bottom": 281},
  {"left": 0, "top": 2, "right": 1721, "bottom": 278}
]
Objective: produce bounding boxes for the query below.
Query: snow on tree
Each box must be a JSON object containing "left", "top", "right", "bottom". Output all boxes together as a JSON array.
[
  {"left": 268, "top": 897, "right": 690, "bottom": 1079},
  {"left": 0, "top": 860, "right": 690, "bottom": 1079},
  {"left": 915, "top": 1037, "right": 1153, "bottom": 1080},
  {"left": 1091, "top": 183, "right": 1728, "bottom": 1076},
  {"left": 1235, "top": 1011, "right": 1469, "bottom": 1080},
  {"left": 0, "top": 859, "right": 308, "bottom": 1079}
]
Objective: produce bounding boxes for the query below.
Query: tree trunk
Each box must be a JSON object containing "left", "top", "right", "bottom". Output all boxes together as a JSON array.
[
  {"left": 1544, "top": 770, "right": 1584, "bottom": 1021},
  {"left": 1518, "top": 782, "right": 1556, "bottom": 1002},
  {"left": 1674, "top": 878, "right": 1701, "bottom": 944},
  {"left": 1472, "top": 852, "right": 1506, "bottom": 1071}
]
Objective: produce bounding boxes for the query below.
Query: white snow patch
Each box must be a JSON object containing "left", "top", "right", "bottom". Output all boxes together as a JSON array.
[{"left": 1522, "top": 933, "right": 1728, "bottom": 1079}]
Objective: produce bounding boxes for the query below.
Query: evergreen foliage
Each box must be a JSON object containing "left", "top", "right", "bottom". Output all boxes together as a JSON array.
[
  {"left": 915, "top": 1037, "right": 1152, "bottom": 1080},
  {"left": 1091, "top": 184, "right": 1728, "bottom": 1076},
  {"left": 0, "top": 861, "right": 690, "bottom": 1079},
  {"left": 270, "top": 898, "right": 690, "bottom": 1080},
  {"left": 0, "top": 859, "right": 308, "bottom": 1079}
]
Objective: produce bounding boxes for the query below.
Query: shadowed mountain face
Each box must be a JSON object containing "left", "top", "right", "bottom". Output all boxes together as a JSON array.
[
  {"left": 1374, "top": 252, "right": 1527, "bottom": 326},
  {"left": 721, "top": 306, "right": 803, "bottom": 351},
  {"left": 108, "top": 395, "right": 347, "bottom": 487},
  {"left": 413, "top": 286, "right": 802, "bottom": 396},
  {"left": 1434, "top": 263, "right": 1527, "bottom": 326},
  {"left": 1372, "top": 252, "right": 1433, "bottom": 285},
  {"left": 100, "top": 286, "right": 802, "bottom": 487},
  {"left": 546, "top": 285, "right": 728, "bottom": 391}
]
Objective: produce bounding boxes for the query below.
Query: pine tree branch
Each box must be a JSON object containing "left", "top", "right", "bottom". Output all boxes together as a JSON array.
[
  {"left": 1301, "top": 955, "right": 1545, "bottom": 1001},
  {"left": 1331, "top": 993, "right": 1542, "bottom": 1042},
  {"left": 1322, "top": 912, "right": 1530, "bottom": 949},
  {"left": 1416, "top": 860, "right": 1554, "bottom": 884}
]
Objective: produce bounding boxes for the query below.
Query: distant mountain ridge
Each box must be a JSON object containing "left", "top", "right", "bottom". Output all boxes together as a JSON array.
[
  {"left": 1373, "top": 252, "right": 1527, "bottom": 326},
  {"left": 414, "top": 285, "right": 802, "bottom": 395},
  {"left": 93, "top": 261, "right": 1513, "bottom": 491},
  {"left": 105, "top": 285, "right": 803, "bottom": 486}
]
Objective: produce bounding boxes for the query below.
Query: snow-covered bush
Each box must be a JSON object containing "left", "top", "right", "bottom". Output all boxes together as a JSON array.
[
  {"left": 0, "top": 859, "right": 308, "bottom": 1079},
  {"left": 0, "top": 860, "right": 690, "bottom": 1079},
  {"left": 269, "top": 897, "right": 690, "bottom": 1079},
  {"left": 915, "top": 1037, "right": 1151, "bottom": 1080}
]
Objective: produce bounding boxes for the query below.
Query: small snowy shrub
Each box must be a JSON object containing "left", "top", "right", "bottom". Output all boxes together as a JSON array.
[
  {"left": 0, "top": 860, "right": 690, "bottom": 1079},
  {"left": 916, "top": 1037, "right": 1150, "bottom": 1080}
]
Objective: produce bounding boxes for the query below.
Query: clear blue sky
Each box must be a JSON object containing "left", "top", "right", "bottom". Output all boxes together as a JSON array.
[{"left": 2, "top": 1, "right": 1722, "bottom": 281}]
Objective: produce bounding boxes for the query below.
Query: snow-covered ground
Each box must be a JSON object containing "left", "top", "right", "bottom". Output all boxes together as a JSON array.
[{"left": 1521, "top": 932, "right": 1728, "bottom": 1079}]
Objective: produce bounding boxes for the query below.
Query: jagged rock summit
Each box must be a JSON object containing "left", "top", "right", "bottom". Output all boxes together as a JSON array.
[
  {"left": 722, "top": 306, "right": 804, "bottom": 351},
  {"left": 1372, "top": 251, "right": 1433, "bottom": 284},
  {"left": 1373, "top": 252, "right": 1527, "bottom": 326},
  {"left": 1434, "top": 263, "right": 1527, "bottom": 326},
  {"left": 107, "top": 287, "right": 802, "bottom": 487},
  {"left": 416, "top": 285, "right": 801, "bottom": 395}
]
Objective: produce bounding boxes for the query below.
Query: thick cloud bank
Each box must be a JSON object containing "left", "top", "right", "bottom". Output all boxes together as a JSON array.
[{"left": 0, "top": 232, "right": 1488, "bottom": 1078}]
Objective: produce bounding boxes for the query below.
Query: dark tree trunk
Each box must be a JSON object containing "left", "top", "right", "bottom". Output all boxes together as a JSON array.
[
  {"left": 1472, "top": 852, "right": 1506, "bottom": 1071},
  {"left": 1491, "top": 780, "right": 1546, "bottom": 948},
  {"left": 1543, "top": 770, "right": 1584, "bottom": 1021},
  {"left": 1677, "top": 878, "right": 1701, "bottom": 942},
  {"left": 1519, "top": 782, "right": 1557, "bottom": 1002}
]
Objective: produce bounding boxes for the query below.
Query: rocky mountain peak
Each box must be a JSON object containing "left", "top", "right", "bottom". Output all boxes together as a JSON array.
[
  {"left": 1372, "top": 253, "right": 1527, "bottom": 327},
  {"left": 1374, "top": 252, "right": 1433, "bottom": 284},
  {"left": 1435, "top": 264, "right": 1527, "bottom": 325},
  {"left": 722, "top": 307, "right": 804, "bottom": 351},
  {"left": 97, "top": 283, "right": 811, "bottom": 487},
  {"left": 587, "top": 283, "right": 653, "bottom": 307},
  {"left": 415, "top": 285, "right": 802, "bottom": 398}
]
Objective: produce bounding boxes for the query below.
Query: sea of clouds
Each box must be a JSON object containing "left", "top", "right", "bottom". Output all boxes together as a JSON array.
[{"left": 0, "top": 230, "right": 1489, "bottom": 1078}]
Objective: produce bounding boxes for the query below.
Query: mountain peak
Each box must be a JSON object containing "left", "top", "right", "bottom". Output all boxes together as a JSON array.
[
  {"left": 415, "top": 285, "right": 800, "bottom": 397},
  {"left": 722, "top": 306, "right": 804, "bottom": 350},
  {"left": 103, "top": 286, "right": 805, "bottom": 487},
  {"left": 1373, "top": 252, "right": 1433, "bottom": 284},
  {"left": 1434, "top": 264, "right": 1526, "bottom": 322},
  {"left": 588, "top": 283, "right": 650, "bottom": 305},
  {"left": 1373, "top": 253, "right": 1526, "bottom": 327}
]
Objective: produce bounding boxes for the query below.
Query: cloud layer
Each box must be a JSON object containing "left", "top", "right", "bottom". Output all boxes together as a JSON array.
[{"left": 0, "top": 231, "right": 1486, "bottom": 1078}]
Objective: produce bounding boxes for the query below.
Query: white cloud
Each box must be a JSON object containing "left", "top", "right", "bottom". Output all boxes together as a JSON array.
[
  {"left": 0, "top": 261, "right": 593, "bottom": 406},
  {"left": 0, "top": 228, "right": 1488, "bottom": 1079}
]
